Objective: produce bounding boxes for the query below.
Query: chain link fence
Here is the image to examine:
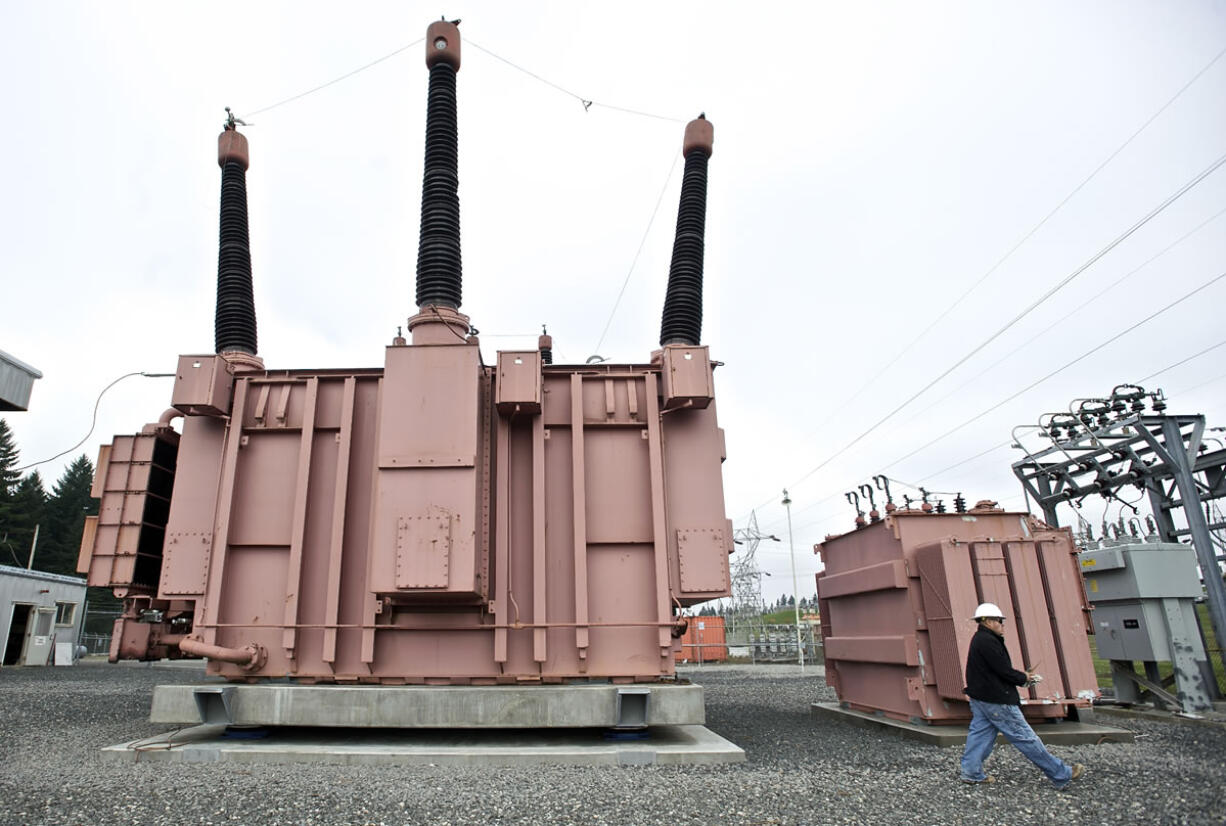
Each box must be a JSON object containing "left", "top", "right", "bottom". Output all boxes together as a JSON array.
[{"left": 680, "top": 623, "right": 824, "bottom": 665}]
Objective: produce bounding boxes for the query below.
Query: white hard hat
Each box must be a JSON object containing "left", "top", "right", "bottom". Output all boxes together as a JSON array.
[{"left": 972, "top": 602, "right": 1005, "bottom": 620}]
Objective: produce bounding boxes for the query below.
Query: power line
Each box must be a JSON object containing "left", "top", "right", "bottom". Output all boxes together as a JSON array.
[
  {"left": 912, "top": 334, "right": 1226, "bottom": 485},
  {"left": 773, "top": 330, "right": 1226, "bottom": 535},
  {"left": 735, "top": 48, "right": 1226, "bottom": 523},
  {"left": 795, "top": 43, "right": 1226, "bottom": 445},
  {"left": 908, "top": 204, "right": 1226, "bottom": 422},
  {"left": 880, "top": 268, "right": 1226, "bottom": 471},
  {"left": 243, "top": 38, "right": 424, "bottom": 119},
  {"left": 754, "top": 148, "right": 1226, "bottom": 509},
  {"left": 1173, "top": 370, "right": 1226, "bottom": 397},
  {"left": 591, "top": 150, "right": 682, "bottom": 357},
  {"left": 1137, "top": 337, "right": 1226, "bottom": 384}
]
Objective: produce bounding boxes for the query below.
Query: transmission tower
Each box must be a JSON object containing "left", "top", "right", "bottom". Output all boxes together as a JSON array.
[{"left": 728, "top": 511, "right": 773, "bottom": 637}]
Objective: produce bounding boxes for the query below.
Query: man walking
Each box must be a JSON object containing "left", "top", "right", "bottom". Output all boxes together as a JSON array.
[{"left": 959, "top": 602, "right": 1085, "bottom": 789}]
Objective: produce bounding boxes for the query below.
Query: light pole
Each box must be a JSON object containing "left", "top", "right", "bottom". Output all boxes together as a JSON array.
[{"left": 783, "top": 488, "right": 804, "bottom": 671}]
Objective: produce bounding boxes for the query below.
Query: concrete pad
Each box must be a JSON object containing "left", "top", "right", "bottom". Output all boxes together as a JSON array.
[
  {"left": 811, "top": 702, "right": 1134, "bottom": 747},
  {"left": 1094, "top": 704, "right": 1226, "bottom": 730},
  {"left": 150, "top": 682, "right": 705, "bottom": 728},
  {"left": 101, "top": 724, "right": 745, "bottom": 767}
]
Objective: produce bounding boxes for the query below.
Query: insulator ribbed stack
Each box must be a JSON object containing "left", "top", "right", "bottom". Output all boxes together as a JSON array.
[
  {"left": 660, "top": 117, "right": 712, "bottom": 347},
  {"left": 415, "top": 61, "right": 463, "bottom": 310},
  {"left": 215, "top": 157, "right": 258, "bottom": 355}
]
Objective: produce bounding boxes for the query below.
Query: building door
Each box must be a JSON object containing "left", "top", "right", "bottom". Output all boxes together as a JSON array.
[
  {"left": 23, "top": 607, "right": 56, "bottom": 665},
  {"left": 4, "top": 604, "right": 32, "bottom": 665}
]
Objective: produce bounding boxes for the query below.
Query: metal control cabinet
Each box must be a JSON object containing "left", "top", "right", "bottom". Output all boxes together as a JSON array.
[{"left": 1080, "top": 541, "right": 1213, "bottom": 712}]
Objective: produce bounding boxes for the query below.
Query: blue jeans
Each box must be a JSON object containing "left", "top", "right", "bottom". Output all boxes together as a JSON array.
[{"left": 960, "top": 698, "right": 1073, "bottom": 787}]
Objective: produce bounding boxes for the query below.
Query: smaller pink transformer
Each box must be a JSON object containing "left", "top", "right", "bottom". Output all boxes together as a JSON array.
[{"left": 816, "top": 501, "right": 1099, "bottom": 724}]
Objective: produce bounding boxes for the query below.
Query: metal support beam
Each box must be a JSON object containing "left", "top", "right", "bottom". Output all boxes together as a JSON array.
[{"left": 1159, "top": 417, "right": 1226, "bottom": 690}]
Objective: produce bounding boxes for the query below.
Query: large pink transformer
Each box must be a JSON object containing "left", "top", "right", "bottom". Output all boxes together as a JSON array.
[
  {"left": 79, "top": 22, "right": 731, "bottom": 689},
  {"left": 816, "top": 501, "right": 1099, "bottom": 724}
]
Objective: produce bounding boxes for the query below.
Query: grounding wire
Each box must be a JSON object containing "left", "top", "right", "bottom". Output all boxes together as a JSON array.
[
  {"left": 237, "top": 33, "right": 691, "bottom": 123},
  {"left": 242, "top": 38, "right": 425, "bottom": 119},
  {"left": 15, "top": 372, "right": 175, "bottom": 473},
  {"left": 591, "top": 150, "right": 683, "bottom": 357},
  {"left": 760, "top": 148, "right": 1226, "bottom": 507},
  {"left": 879, "top": 268, "right": 1226, "bottom": 471},
  {"left": 466, "top": 39, "right": 687, "bottom": 122},
  {"left": 794, "top": 44, "right": 1226, "bottom": 440}
]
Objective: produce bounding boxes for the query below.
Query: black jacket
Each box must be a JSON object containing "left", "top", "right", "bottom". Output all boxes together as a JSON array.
[{"left": 963, "top": 624, "right": 1028, "bottom": 705}]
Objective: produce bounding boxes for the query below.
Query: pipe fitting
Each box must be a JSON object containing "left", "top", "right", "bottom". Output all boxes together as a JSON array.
[{"left": 179, "top": 636, "right": 267, "bottom": 671}]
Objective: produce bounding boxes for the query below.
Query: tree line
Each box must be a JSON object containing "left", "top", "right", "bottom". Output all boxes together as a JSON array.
[{"left": 0, "top": 419, "right": 98, "bottom": 577}]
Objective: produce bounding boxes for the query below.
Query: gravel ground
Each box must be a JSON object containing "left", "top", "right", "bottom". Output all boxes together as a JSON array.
[{"left": 1, "top": 662, "right": 1224, "bottom": 826}]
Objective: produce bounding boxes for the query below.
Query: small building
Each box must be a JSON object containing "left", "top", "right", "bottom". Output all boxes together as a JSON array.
[
  {"left": 1, "top": 565, "right": 87, "bottom": 667},
  {"left": 0, "top": 348, "right": 43, "bottom": 411}
]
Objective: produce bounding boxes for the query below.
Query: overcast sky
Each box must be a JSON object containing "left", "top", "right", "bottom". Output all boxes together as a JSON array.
[{"left": 3, "top": 2, "right": 1224, "bottom": 602}]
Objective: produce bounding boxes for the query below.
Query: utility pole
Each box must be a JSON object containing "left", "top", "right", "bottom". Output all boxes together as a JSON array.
[
  {"left": 783, "top": 489, "right": 804, "bottom": 671},
  {"left": 26, "top": 523, "right": 39, "bottom": 569}
]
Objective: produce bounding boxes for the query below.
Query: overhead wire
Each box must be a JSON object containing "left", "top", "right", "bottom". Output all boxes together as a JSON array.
[
  {"left": 908, "top": 204, "right": 1226, "bottom": 421},
  {"left": 591, "top": 150, "right": 683, "bottom": 357},
  {"left": 732, "top": 47, "right": 1226, "bottom": 524},
  {"left": 791, "top": 44, "right": 1226, "bottom": 443},
  {"left": 1173, "top": 370, "right": 1226, "bottom": 397},
  {"left": 466, "top": 39, "right": 687, "bottom": 122},
  {"left": 879, "top": 268, "right": 1226, "bottom": 471},
  {"left": 15, "top": 372, "right": 175, "bottom": 473},
  {"left": 238, "top": 32, "right": 693, "bottom": 124},
  {"left": 1136, "top": 337, "right": 1226, "bottom": 384},
  {"left": 243, "top": 38, "right": 425, "bottom": 118},
  {"left": 774, "top": 150, "right": 1226, "bottom": 490},
  {"left": 739, "top": 147, "right": 1226, "bottom": 522},
  {"left": 909, "top": 334, "right": 1226, "bottom": 486}
]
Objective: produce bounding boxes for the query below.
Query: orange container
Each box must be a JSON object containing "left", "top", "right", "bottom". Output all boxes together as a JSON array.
[{"left": 675, "top": 615, "right": 728, "bottom": 663}]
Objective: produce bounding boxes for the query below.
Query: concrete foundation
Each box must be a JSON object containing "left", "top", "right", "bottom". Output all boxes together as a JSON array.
[
  {"left": 102, "top": 724, "right": 745, "bottom": 766},
  {"left": 811, "top": 702, "right": 1134, "bottom": 746},
  {"left": 150, "top": 682, "right": 705, "bottom": 728}
]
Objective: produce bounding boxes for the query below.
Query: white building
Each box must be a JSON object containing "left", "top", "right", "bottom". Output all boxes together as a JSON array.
[{"left": 1, "top": 565, "right": 87, "bottom": 667}]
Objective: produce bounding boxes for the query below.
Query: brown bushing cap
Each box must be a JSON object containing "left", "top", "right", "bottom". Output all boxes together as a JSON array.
[
  {"left": 426, "top": 20, "right": 461, "bottom": 70},
  {"left": 683, "top": 114, "right": 713, "bottom": 157},
  {"left": 218, "top": 129, "right": 249, "bottom": 170},
  {"left": 538, "top": 334, "right": 553, "bottom": 350}
]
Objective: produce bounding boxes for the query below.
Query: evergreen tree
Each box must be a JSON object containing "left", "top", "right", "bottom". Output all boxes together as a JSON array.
[
  {"left": 3, "top": 471, "right": 47, "bottom": 567},
  {"left": 0, "top": 419, "right": 20, "bottom": 553},
  {"left": 0, "top": 419, "right": 19, "bottom": 498},
  {"left": 42, "top": 455, "right": 97, "bottom": 576}
]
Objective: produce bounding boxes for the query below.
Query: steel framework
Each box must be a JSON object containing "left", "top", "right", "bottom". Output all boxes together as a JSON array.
[{"left": 1011, "top": 385, "right": 1226, "bottom": 697}]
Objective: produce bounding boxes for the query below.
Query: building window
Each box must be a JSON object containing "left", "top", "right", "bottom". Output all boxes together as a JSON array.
[{"left": 55, "top": 602, "right": 77, "bottom": 626}]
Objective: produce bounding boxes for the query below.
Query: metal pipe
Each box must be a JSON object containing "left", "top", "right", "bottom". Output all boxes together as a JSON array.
[{"left": 178, "top": 636, "right": 265, "bottom": 670}]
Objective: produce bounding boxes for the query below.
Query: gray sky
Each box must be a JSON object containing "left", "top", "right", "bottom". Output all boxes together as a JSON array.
[{"left": 3, "top": 2, "right": 1224, "bottom": 601}]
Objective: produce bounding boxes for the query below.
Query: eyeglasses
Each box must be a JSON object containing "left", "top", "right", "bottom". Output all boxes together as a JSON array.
[{"left": 989, "top": 617, "right": 1006, "bottom": 624}]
